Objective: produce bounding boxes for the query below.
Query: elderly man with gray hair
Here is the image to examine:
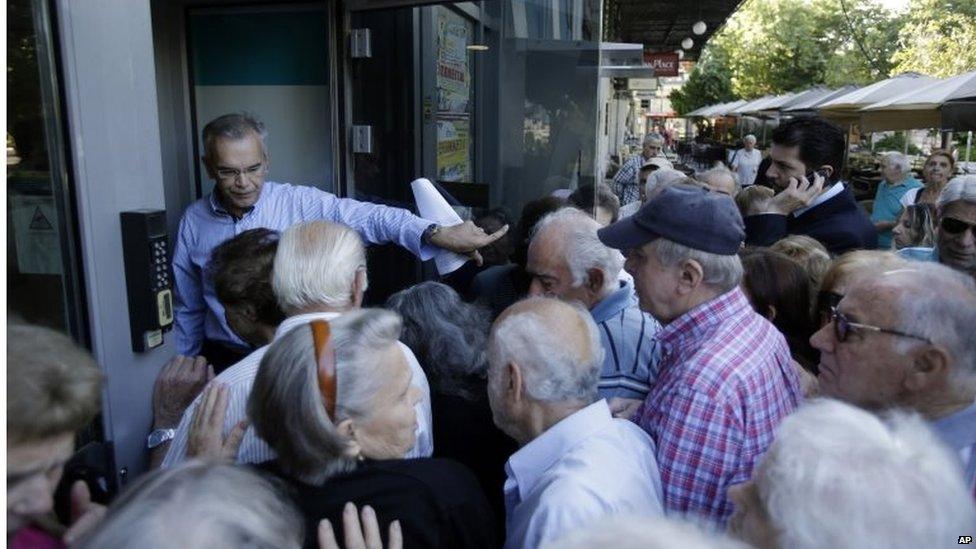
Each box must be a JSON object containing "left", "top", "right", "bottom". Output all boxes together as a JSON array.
[
  {"left": 810, "top": 261, "right": 976, "bottom": 495},
  {"left": 728, "top": 399, "right": 976, "bottom": 548},
  {"left": 174, "top": 113, "right": 508, "bottom": 370},
  {"left": 899, "top": 175, "right": 976, "bottom": 280},
  {"left": 697, "top": 167, "right": 739, "bottom": 196},
  {"left": 526, "top": 208, "right": 661, "bottom": 419},
  {"left": 730, "top": 134, "right": 761, "bottom": 189},
  {"left": 613, "top": 133, "right": 673, "bottom": 206},
  {"left": 162, "top": 220, "right": 434, "bottom": 467},
  {"left": 598, "top": 184, "right": 802, "bottom": 526},
  {"left": 488, "top": 297, "right": 663, "bottom": 549}
]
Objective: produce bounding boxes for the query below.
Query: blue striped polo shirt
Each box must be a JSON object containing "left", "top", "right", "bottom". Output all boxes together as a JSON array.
[{"left": 590, "top": 281, "right": 661, "bottom": 399}]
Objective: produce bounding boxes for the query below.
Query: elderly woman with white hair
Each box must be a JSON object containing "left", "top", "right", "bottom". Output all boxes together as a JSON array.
[
  {"left": 730, "top": 134, "right": 762, "bottom": 190},
  {"left": 74, "top": 462, "right": 305, "bottom": 549},
  {"left": 870, "top": 151, "right": 922, "bottom": 249},
  {"left": 248, "top": 308, "right": 496, "bottom": 549},
  {"left": 728, "top": 399, "right": 976, "bottom": 548}
]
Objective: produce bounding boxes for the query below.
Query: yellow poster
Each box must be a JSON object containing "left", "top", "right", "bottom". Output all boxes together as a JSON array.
[
  {"left": 436, "top": 8, "right": 471, "bottom": 114},
  {"left": 437, "top": 118, "right": 471, "bottom": 182}
]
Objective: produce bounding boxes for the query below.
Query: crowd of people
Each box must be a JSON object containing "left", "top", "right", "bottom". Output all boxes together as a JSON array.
[{"left": 8, "top": 113, "right": 976, "bottom": 549}]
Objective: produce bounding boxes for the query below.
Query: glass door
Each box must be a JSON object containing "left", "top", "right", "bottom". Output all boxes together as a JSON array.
[{"left": 7, "top": 0, "right": 88, "bottom": 341}]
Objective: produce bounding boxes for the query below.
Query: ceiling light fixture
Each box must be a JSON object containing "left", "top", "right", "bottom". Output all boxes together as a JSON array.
[
  {"left": 693, "top": 21, "right": 707, "bottom": 35},
  {"left": 681, "top": 37, "right": 694, "bottom": 50}
]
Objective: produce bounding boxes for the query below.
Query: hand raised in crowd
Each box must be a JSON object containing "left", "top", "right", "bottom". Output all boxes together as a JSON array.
[
  {"left": 62, "top": 480, "right": 107, "bottom": 545},
  {"left": 153, "top": 355, "right": 214, "bottom": 429},
  {"left": 186, "top": 383, "right": 247, "bottom": 461},
  {"left": 765, "top": 170, "right": 826, "bottom": 215},
  {"left": 429, "top": 220, "right": 510, "bottom": 266},
  {"left": 318, "top": 503, "right": 402, "bottom": 549},
  {"left": 607, "top": 397, "right": 643, "bottom": 420}
]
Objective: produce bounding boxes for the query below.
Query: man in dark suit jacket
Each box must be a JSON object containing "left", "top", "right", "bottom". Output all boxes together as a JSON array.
[{"left": 744, "top": 118, "right": 877, "bottom": 255}]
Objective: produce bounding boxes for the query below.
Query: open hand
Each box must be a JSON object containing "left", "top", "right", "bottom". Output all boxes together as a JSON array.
[
  {"left": 429, "top": 220, "right": 510, "bottom": 266},
  {"left": 186, "top": 383, "right": 247, "bottom": 461},
  {"left": 766, "top": 171, "right": 826, "bottom": 215},
  {"left": 153, "top": 355, "right": 214, "bottom": 428},
  {"left": 318, "top": 503, "right": 402, "bottom": 549}
]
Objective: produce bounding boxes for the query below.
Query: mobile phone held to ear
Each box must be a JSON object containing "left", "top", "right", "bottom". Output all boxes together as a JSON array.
[{"left": 803, "top": 168, "right": 829, "bottom": 183}]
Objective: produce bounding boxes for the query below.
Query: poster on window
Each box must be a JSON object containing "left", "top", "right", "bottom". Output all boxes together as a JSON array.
[
  {"left": 436, "top": 9, "right": 471, "bottom": 114},
  {"left": 437, "top": 118, "right": 471, "bottom": 183},
  {"left": 9, "top": 194, "right": 62, "bottom": 275}
]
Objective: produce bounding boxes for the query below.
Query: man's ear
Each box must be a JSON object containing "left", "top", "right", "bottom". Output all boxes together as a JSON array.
[
  {"left": 351, "top": 269, "right": 367, "bottom": 308},
  {"left": 585, "top": 267, "right": 605, "bottom": 296},
  {"left": 765, "top": 304, "right": 778, "bottom": 322},
  {"left": 506, "top": 361, "right": 524, "bottom": 404},
  {"left": 904, "top": 345, "right": 951, "bottom": 392},
  {"left": 335, "top": 418, "right": 362, "bottom": 458},
  {"left": 676, "top": 259, "right": 704, "bottom": 295},
  {"left": 817, "top": 165, "right": 835, "bottom": 180}
]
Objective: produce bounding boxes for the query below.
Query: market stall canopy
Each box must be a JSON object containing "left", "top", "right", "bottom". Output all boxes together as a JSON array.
[
  {"left": 704, "top": 99, "right": 747, "bottom": 116},
  {"left": 685, "top": 99, "right": 747, "bottom": 117},
  {"left": 749, "top": 92, "right": 799, "bottom": 117},
  {"left": 818, "top": 73, "right": 936, "bottom": 125},
  {"left": 780, "top": 86, "right": 858, "bottom": 113},
  {"left": 730, "top": 96, "right": 776, "bottom": 115},
  {"left": 859, "top": 70, "right": 976, "bottom": 131}
]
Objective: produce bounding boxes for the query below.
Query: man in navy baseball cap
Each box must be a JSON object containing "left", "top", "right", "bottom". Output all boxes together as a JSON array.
[
  {"left": 596, "top": 183, "right": 801, "bottom": 527},
  {"left": 598, "top": 183, "right": 744, "bottom": 257}
]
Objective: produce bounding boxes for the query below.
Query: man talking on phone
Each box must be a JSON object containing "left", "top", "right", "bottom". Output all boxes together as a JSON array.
[{"left": 744, "top": 117, "right": 876, "bottom": 254}]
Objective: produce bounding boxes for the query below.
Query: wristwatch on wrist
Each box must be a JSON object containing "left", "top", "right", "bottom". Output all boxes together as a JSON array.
[
  {"left": 421, "top": 223, "right": 441, "bottom": 245},
  {"left": 147, "top": 428, "right": 176, "bottom": 449}
]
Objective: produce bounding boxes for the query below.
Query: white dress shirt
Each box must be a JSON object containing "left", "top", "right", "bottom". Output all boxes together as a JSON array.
[
  {"left": 503, "top": 399, "right": 663, "bottom": 549},
  {"left": 162, "top": 311, "right": 433, "bottom": 467},
  {"left": 792, "top": 181, "right": 845, "bottom": 217}
]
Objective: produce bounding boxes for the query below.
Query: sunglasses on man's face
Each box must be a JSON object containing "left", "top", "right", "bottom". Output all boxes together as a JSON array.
[
  {"left": 941, "top": 217, "right": 976, "bottom": 237},
  {"left": 829, "top": 307, "right": 932, "bottom": 344}
]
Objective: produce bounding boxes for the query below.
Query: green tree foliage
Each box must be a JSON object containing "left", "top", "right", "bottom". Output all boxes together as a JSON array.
[
  {"left": 711, "top": 0, "right": 831, "bottom": 98},
  {"left": 892, "top": 0, "right": 976, "bottom": 77},
  {"left": 668, "top": 48, "right": 736, "bottom": 115},
  {"left": 817, "top": 0, "right": 904, "bottom": 86},
  {"left": 668, "top": 0, "right": 976, "bottom": 116}
]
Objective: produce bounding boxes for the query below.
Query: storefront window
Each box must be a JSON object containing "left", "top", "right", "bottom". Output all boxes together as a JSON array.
[{"left": 7, "top": 0, "right": 84, "bottom": 336}]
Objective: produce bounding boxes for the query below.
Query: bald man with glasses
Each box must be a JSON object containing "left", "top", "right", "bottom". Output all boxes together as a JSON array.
[{"left": 810, "top": 262, "right": 976, "bottom": 496}]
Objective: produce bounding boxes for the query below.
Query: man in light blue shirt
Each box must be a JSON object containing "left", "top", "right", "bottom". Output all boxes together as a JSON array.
[
  {"left": 487, "top": 297, "right": 664, "bottom": 549},
  {"left": 525, "top": 208, "right": 660, "bottom": 420},
  {"left": 870, "top": 152, "right": 922, "bottom": 249},
  {"left": 173, "top": 113, "right": 507, "bottom": 363}
]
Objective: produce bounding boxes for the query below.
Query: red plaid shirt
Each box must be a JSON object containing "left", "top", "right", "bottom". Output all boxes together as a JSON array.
[{"left": 632, "top": 287, "right": 801, "bottom": 527}]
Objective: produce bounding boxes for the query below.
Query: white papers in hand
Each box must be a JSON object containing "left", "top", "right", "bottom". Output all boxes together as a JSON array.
[{"left": 410, "top": 178, "right": 469, "bottom": 275}]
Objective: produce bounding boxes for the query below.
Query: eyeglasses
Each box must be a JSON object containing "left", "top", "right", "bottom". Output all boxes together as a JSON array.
[
  {"left": 215, "top": 162, "right": 265, "bottom": 181},
  {"left": 941, "top": 217, "right": 976, "bottom": 237},
  {"left": 829, "top": 307, "right": 932, "bottom": 344},
  {"left": 310, "top": 320, "right": 338, "bottom": 421}
]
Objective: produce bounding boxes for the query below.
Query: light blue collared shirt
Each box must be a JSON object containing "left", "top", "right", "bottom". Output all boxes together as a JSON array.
[
  {"left": 172, "top": 181, "right": 437, "bottom": 355},
  {"left": 503, "top": 399, "right": 664, "bottom": 549},
  {"left": 589, "top": 281, "right": 661, "bottom": 400},
  {"left": 930, "top": 399, "right": 976, "bottom": 496},
  {"left": 897, "top": 246, "right": 939, "bottom": 263}
]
